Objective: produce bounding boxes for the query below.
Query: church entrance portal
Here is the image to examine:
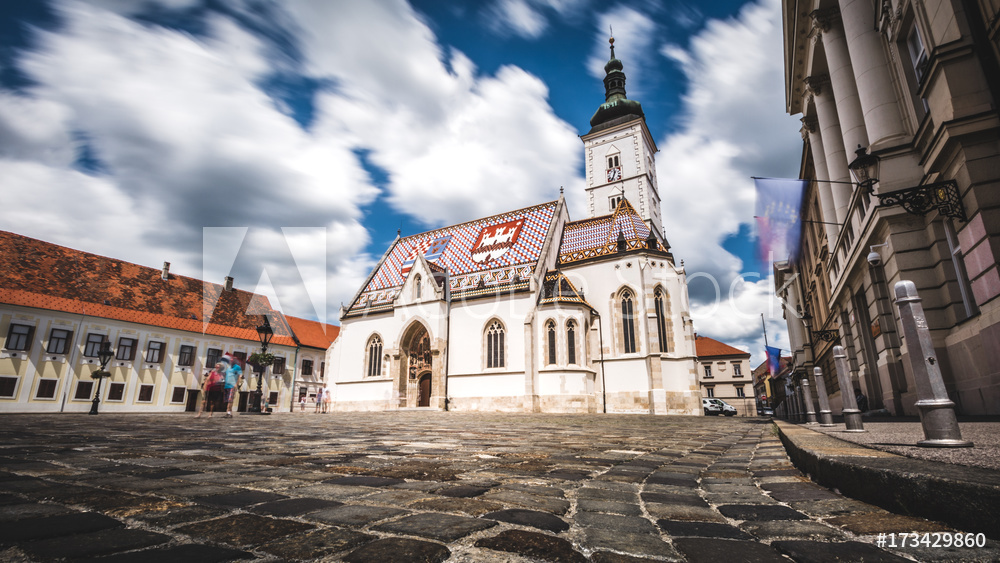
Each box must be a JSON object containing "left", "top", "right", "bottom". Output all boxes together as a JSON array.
[{"left": 401, "top": 323, "right": 434, "bottom": 408}]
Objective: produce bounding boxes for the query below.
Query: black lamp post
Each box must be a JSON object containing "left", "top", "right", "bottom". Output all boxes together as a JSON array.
[
  {"left": 849, "top": 144, "right": 967, "bottom": 221},
  {"left": 249, "top": 317, "right": 273, "bottom": 413},
  {"left": 848, "top": 144, "right": 881, "bottom": 194},
  {"left": 89, "top": 341, "right": 114, "bottom": 415}
]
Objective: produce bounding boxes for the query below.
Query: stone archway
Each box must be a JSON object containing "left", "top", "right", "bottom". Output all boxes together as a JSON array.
[{"left": 398, "top": 322, "right": 435, "bottom": 408}]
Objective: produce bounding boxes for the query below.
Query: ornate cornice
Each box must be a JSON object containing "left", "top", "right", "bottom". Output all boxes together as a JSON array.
[
  {"left": 803, "top": 74, "right": 829, "bottom": 97},
  {"left": 809, "top": 8, "right": 840, "bottom": 33}
]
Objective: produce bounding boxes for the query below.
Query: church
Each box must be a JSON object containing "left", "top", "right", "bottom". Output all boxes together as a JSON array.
[{"left": 326, "top": 40, "right": 701, "bottom": 415}]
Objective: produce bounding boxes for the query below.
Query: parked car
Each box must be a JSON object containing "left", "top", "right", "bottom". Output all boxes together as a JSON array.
[
  {"left": 702, "top": 398, "right": 722, "bottom": 416},
  {"left": 702, "top": 398, "right": 737, "bottom": 416},
  {"left": 758, "top": 406, "right": 774, "bottom": 416}
]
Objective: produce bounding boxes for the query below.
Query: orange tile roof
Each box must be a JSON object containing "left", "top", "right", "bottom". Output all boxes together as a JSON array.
[
  {"left": 285, "top": 315, "right": 339, "bottom": 350},
  {"left": 0, "top": 230, "right": 296, "bottom": 346},
  {"left": 695, "top": 335, "right": 750, "bottom": 359}
]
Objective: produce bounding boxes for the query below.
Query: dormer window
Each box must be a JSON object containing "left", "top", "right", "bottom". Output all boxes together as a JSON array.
[{"left": 610, "top": 195, "right": 623, "bottom": 210}]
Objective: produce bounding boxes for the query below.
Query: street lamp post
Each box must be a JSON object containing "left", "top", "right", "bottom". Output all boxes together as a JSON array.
[
  {"left": 89, "top": 342, "right": 114, "bottom": 415},
  {"left": 249, "top": 317, "right": 274, "bottom": 414}
]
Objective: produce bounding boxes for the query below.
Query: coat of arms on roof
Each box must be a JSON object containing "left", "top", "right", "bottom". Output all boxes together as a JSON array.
[
  {"left": 401, "top": 235, "right": 451, "bottom": 276},
  {"left": 471, "top": 219, "right": 524, "bottom": 264}
]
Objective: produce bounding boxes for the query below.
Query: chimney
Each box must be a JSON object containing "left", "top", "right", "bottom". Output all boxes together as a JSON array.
[
  {"left": 161, "top": 261, "right": 170, "bottom": 281},
  {"left": 224, "top": 276, "right": 234, "bottom": 291}
]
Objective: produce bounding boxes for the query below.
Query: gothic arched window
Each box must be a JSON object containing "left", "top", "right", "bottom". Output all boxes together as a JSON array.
[
  {"left": 654, "top": 287, "right": 669, "bottom": 353},
  {"left": 486, "top": 320, "right": 505, "bottom": 369},
  {"left": 566, "top": 319, "right": 577, "bottom": 365},
  {"left": 546, "top": 321, "right": 557, "bottom": 365},
  {"left": 621, "top": 290, "right": 636, "bottom": 354},
  {"left": 365, "top": 335, "right": 383, "bottom": 378}
]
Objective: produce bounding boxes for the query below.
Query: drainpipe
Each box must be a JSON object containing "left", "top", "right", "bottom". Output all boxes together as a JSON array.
[
  {"left": 443, "top": 269, "right": 451, "bottom": 411},
  {"left": 592, "top": 309, "right": 607, "bottom": 414}
]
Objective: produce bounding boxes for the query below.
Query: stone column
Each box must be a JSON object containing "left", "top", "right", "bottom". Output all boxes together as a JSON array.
[
  {"left": 801, "top": 375, "right": 818, "bottom": 424},
  {"left": 837, "top": 0, "right": 907, "bottom": 148},
  {"left": 812, "top": 10, "right": 869, "bottom": 154},
  {"left": 893, "top": 281, "right": 973, "bottom": 447},
  {"left": 801, "top": 114, "right": 839, "bottom": 249},
  {"left": 805, "top": 75, "right": 853, "bottom": 224},
  {"left": 833, "top": 345, "right": 865, "bottom": 431},
  {"left": 813, "top": 366, "right": 835, "bottom": 426}
]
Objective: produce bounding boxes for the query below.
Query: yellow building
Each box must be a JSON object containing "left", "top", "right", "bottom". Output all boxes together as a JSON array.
[{"left": 0, "top": 230, "right": 337, "bottom": 413}]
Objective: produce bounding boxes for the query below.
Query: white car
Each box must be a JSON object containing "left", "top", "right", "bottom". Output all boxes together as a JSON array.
[{"left": 702, "top": 398, "right": 737, "bottom": 416}]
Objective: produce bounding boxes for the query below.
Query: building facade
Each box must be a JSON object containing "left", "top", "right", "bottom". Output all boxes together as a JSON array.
[
  {"left": 326, "top": 41, "right": 702, "bottom": 415},
  {"left": 695, "top": 335, "right": 755, "bottom": 416},
  {"left": 779, "top": 0, "right": 1000, "bottom": 415},
  {"left": 0, "top": 231, "right": 338, "bottom": 413}
]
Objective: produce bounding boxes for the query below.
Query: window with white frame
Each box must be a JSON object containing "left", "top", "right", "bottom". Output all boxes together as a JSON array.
[
  {"left": 566, "top": 319, "right": 577, "bottom": 365},
  {"left": 620, "top": 290, "right": 636, "bottom": 354},
  {"left": 736, "top": 386, "right": 746, "bottom": 398},
  {"left": 83, "top": 333, "right": 106, "bottom": 357},
  {"left": 733, "top": 363, "right": 743, "bottom": 377},
  {"left": 145, "top": 341, "right": 164, "bottom": 363},
  {"left": 706, "top": 386, "right": 715, "bottom": 398},
  {"left": 47, "top": 329, "right": 72, "bottom": 355},
  {"left": 366, "top": 335, "right": 383, "bottom": 377},
  {"left": 116, "top": 337, "right": 137, "bottom": 361},
  {"left": 704, "top": 365, "right": 712, "bottom": 378},
  {"left": 486, "top": 320, "right": 505, "bottom": 369},
  {"left": 5, "top": 323, "right": 34, "bottom": 351},
  {"left": 654, "top": 287, "right": 669, "bottom": 353},
  {"left": 546, "top": 321, "right": 557, "bottom": 365},
  {"left": 178, "top": 345, "right": 195, "bottom": 366}
]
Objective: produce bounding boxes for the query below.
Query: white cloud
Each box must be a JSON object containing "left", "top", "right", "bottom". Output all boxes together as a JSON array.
[
  {"left": 484, "top": 0, "right": 588, "bottom": 39},
  {"left": 655, "top": 0, "right": 802, "bottom": 359},
  {"left": 288, "top": 0, "right": 582, "bottom": 227},
  {"left": 1, "top": 1, "right": 377, "bottom": 320},
  {"left": 587, "top": 6, "right": 657, "bottom": 98}
]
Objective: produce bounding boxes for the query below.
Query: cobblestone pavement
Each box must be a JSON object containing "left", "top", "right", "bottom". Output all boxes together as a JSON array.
[{"left": 1, "top": 412, "right": 997, "bottom": 562}]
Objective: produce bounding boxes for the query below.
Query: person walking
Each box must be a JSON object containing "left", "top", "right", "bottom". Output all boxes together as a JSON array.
[
  {"left": 221, "top": 353, "right": 243, "bottom": 418},
  {"left": 195, "top": 363, "right": 226, "bottom": 418},
  {"left": 315, "top": 387, "right": 324, "bottom": 413},
  {"left": 323, "top": 390, "right": 331, "bottom": 414}
]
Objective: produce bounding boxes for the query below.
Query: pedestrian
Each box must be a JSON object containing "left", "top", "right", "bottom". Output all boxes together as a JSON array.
[
  {"left": 323, "top": 390, "right": 331, "bottom": 413},
  {"left": 221, "top": 353, "right": 243, "bottom": 418},
  {"left": 299, "top": 396, "right": 305, "bottom": 412},
  {"left": 195, "top": 363, "right": 226, "bottom": 418},
  {"left": 315, "top": 387, "right": 324, "bottom": 413},
  {"left": 854, "top": 388, "right": 869, "bottom": 413}
]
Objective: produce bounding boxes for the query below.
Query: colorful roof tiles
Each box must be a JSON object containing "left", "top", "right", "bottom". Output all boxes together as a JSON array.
[
  {"left": 538, "top": 271, "right": 592, "bottom": 309},
  {"left": 0, "top": 230, "right": 300, "bottom": 347},
  {"left": 347, "top": 201, "right": 559, "bottom": 315},
  {"left": 559, "top": 199, "right": 667, "bottom": 265}
]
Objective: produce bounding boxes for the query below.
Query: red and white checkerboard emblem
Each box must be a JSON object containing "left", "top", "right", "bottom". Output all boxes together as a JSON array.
[{"left": 471, "top": 219, "right": 524, "bottom": 264}]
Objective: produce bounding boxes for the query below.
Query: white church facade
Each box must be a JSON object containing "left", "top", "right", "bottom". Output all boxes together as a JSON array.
[{"left": 326, "top": 40, "right": 701, "bottom": 415}]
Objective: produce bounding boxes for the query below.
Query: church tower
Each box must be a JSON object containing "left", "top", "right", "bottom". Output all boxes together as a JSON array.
[{"left": 582, "top": 37, "right": 662, "bottom": 235}]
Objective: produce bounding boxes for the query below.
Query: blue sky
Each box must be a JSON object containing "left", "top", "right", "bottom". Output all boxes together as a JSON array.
[{"left": 0, "top": 0, "right": 802, "bottom": 366}]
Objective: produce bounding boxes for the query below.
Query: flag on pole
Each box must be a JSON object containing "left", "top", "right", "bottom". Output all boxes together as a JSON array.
[
  {"left": 765, "top": 345, "right": 781, "bottom": 378},
  {"left": 754, "top": 178, "right": 807, "bottom": 263}
]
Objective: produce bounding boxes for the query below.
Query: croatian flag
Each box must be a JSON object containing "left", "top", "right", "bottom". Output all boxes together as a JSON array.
[
  {"left": 755, "top": 178, "right": 807, "bottom": 263},
  {"left": 765, "top": 346, "right": 782, "bottom": 378}
]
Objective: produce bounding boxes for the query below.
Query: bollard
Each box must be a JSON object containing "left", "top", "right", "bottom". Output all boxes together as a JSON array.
[
  {"left": 893, "top": 281, "right": 973, "bottom": 448},
  {"left": 833, "top": 346, "right": 865, "bottom": 432},
  {"left": 813, "top": 367, "right": 835, "bottom": 426},
  {"left": 801, "top": 376, "right": 818, "bottom": 424}
]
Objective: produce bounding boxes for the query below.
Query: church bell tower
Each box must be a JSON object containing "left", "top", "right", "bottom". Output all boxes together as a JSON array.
[{"left": 582, "top": 37, "right": 662, "bottom": 234}]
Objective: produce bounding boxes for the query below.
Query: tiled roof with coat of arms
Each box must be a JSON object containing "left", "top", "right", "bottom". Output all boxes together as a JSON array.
[{"left": 345, "top": 201, "right": 560, "bottom": 316}]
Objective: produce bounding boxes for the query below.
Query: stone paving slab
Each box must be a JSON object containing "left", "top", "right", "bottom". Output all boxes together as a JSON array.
[{"left": 0, "top": 412, "right": 998, "bottom": 562}]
